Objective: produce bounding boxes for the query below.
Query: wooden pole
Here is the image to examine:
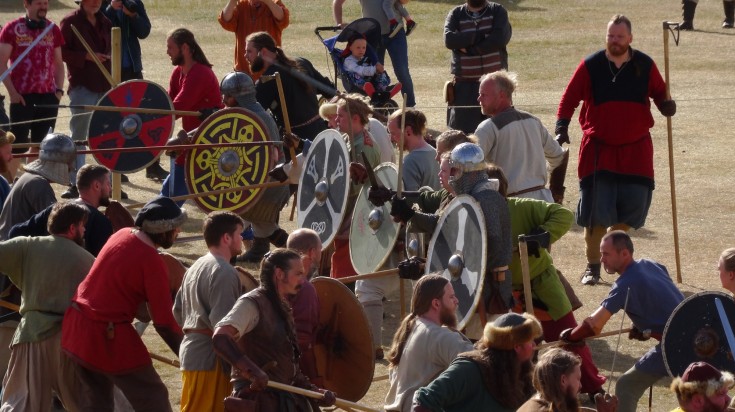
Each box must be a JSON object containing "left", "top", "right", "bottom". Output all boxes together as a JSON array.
[
  {"left": 338, "top": 268, "right": 399, "bottom": 284},
  {"left": 535, "top": 328, "right": 633, "bottom": 350},
  {"left": 267, "top": 73, "right": 299, "bottom": 222},
  {"left": 267, "top": 381, "right": 380, "bottom": 412},
  {"left": 126, "top": 181, "right": 290, "bottom": 209},
  {"left": 12, "top": 141, "right": 283, "bottom": 158},
  {"left": 662, "top": 22, "right": 683, "bottom": 284},
  {"left": 396, "top": 96, "right": 408, "bottom": 319},
  {"left": 518, "top": 237, "right": 534, "bottom": 315},
  {"left": 70, "top": 25, "right": 115, "bottom": 88},
  {"left": 111, "top": 27, "right": 122, "bottom": 201},
  {"left": 46, "top": 104, "right": 200, "bottom": 118}
]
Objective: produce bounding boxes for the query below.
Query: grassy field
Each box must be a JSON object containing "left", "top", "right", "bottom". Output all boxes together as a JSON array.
[{"left": 3, "top": 0, "right": 735, "bottom": 410}]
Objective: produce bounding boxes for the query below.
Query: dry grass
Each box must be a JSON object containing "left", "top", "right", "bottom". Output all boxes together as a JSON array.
[{"left": 3, "top": 0, "right": 735, "bottom": 410}]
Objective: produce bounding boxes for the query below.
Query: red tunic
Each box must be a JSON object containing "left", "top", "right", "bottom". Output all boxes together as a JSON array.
[
  {"left": 168, "top": 63, "right": 224, "bottom": 165},
  {"left": 557, "top": 49, "right": 668, "bottom": 182},
  {"left": 62, "top": 229, "right": 182, "bottom": 374}
]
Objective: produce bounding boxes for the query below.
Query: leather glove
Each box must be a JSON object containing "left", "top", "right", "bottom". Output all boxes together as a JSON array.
[
  {"left": 555, "top": 124, "right": 570, "bottom": 146},
  {"left": 283, "top": 132, "right": 304, "bottom": 151},
  {"left": 268, "top": 164, "right": 288, "bottom": 183},
  {"left": 595, "top": 393, "right": 619, "bottom": 412},
  {"left": 390, "top": 195, "right": 415, "bottom": 223},
  {"left": 559, "top": 328, "right": 588, "bottom": 347},
  {"left": 121, "top": 0, "right": 138, "bottom": 13},
  {"left": 198, "top": 107, "right": 218, "bottom": 122},
  {"left": 628, "top": 326, "right": 651, "bottom": 341},
  {"left": 165, "top": 129, "right": 192, "bottom": 156},
  {"left": 659, "top": 99, "right": 676, "bottom": 117},
  {"left": 368, "top": 186, "right": 395, "bottom": 207},
  {"left": 398, "top": 257, "right": 426, "bottom": 280},
  {"left": 349, "top": 162, "right": 368, "bottom": 185},
  {"left": 523, "top": 227, "right": 551, "bottom": 258},
  {"left": 235, "top": 358, "right": 268, "bottom": 391},
  {"left": 316, "top": 389, "right": 336, "bottom": 407}
]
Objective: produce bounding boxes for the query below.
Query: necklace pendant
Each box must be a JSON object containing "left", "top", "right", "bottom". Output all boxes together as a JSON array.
[{"left": 612, "top": 77, "right": 616, "bottom": 83}]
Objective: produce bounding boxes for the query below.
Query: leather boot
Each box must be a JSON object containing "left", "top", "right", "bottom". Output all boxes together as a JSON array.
[
  {"left": 724, "top": 1, "right": 735, "bottom": 28},
  {"left": 681, "top": 0, "right": 697, "bottom": 30},
  {"left": 268, "top": 228, "right": 289, "bottom": 248},
  {"left": 236, "top": 237, "right": 270, "bottom": 263}
]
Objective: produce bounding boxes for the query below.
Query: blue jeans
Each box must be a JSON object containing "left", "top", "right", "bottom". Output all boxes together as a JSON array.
[
  {"left": 68, "top": 86, "right": 104, "bottom": 185},
  {"left": 378, "top": 29, "right": 415, "bottom": 107},
  {"left": 159, "top": 161, "right": 188, "bottom": 207}
]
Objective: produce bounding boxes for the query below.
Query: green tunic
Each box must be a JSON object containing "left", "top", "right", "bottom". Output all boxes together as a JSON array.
[
  {"left": 0, "top": 235, "right": 94, "bottom": 345},
  {"left": 508, "top": 197, "right": 573, "bottom": 320},
  {"left": 414, "top": 358, "right": 513, "bottom": 412}
]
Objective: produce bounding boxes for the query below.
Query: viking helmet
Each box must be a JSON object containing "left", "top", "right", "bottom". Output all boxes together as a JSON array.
[
  {"left": 448, "top": 143, "right": 486, "bottom": 193},
  {"left": 220, "top": 72, "right": 256, "bottom": 98},
  {"left": 39, "top": 132, "right": 76, "bottom": 165},
  {"left": 23, "top": 132, "right": 76, "bottom": 184}
]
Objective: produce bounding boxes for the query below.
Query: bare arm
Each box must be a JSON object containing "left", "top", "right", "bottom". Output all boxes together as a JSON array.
[
  {"left": 53, "top": 46, "right": 64, "bottom": 93},
  {"left": 0, "top": 43, "right": 22, "bottom": 105},
  {"left": 333, "top": 0, "right": 346, "bottom": 27},
  {"left": 261, "top": 0, "right": 285, "bottom": 21},
  {"left": 587, "top": 306, "right": 613, "bottom": 335},
  {"left": 221, "top": 0, "right": 239, "bottom": 23}
]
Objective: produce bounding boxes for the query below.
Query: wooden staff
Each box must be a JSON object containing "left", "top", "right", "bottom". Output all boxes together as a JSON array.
[
  {"left": 111, "top": 27, "right": 123, "bottom": 201},
  {"left": 267, "top": 381, "right": 380, "bottom": 412},
  {"left": 126, "top": 181, "right": 290, "bottom": 209},
  {"left": 518, "top": 237, "right": 534, "bottom": 315},
  {"left": 395, "top": 96, "right": 408, "bottom": 319},
  {"left": 0, "top": 300, "right": 19, "bottom": 312},
  {"left": 149, "top": 351, "right": 180, "bottom": 368},
  {"left": 38, "top": 103, "right": 200, "bottom": 118},
  {"left": 12, "top": 141, "right": 283, "bottom": 158},
  {"left": 607, "top": 287, "right": 631, "bottom": 393},
  {"left": 338, "top": 268, "right": 398, "bottom": 284},
  {"left": 536, "top": 327, "right": 633, "bottom": 350},
  {"left": 663, "top": 21, "right": 683, "bottom": 283},
  {"left": 261, "top": 73, "right": 298, "bottom": 221},
  {"left": 70, "top": 24, "right": 115, "bottom": 88}
]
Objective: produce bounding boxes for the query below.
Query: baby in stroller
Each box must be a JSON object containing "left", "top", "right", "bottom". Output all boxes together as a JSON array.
[{"left": 341, "top": 34, "right": 401, "bottom": 98}]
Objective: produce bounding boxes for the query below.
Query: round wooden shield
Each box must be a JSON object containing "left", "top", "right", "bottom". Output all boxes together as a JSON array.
[
  {"left": 234, "top": 266, "right": 259, "bottom": 295},
  {"left": 662, "top": 291, "right": 735, "bottom": 377},
  {"left": 185, "top": 108, "right": 274, "bottom": 214},
  {"left": 297, "top": 129, "right": 350, "bottom": 249},
  {"left": 349, "top": 163, "right": 400, "bottom": 274},
  {"left": 88, "top": 80, "right": 173, "bottom": 173},
  {"left": 425, "top": 195, "right": 487, "bottom": 331},
  {"left": 312, "top": 277, "right": 374, "bottom": 402}
]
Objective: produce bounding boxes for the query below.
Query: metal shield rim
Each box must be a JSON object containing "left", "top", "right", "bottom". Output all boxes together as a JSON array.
[
  {"left": 297, "top": 129, "right": 350, "bottom": 249},
  {"left": 184, "top": 107, "right": 274, "bottom": 215},
  {"left": 425, "top": 194, "right": 487, "bottom": 331},
  {"left": 662, "top": 290, "right": 735, "bottom": 377},
  {"left": 348, "top": 162, "right": 400, "bottom": 274},
  {"left": 311, "top": 276, "right": 375, "bottom": 401},
  {"left": 89, "top": 79, "right": 173, "bottom": 173}
]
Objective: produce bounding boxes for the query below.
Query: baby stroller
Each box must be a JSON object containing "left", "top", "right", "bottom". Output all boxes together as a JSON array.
[{"left": 315, "top": 18, "right": 400, "bottom": 117}]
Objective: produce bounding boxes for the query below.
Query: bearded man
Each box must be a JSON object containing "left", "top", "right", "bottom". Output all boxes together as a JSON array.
[
  {"left": 10, "top": 164, "right": 115, "bottom": 256},
  {"left": 518, "top": 348, "right": 619, "bottom": 412},
  {"left": 62, "top": 196, "right": 186, "bottom": 411},
  {"left": 671, "top": 362, "right": 734, "bottom": 412},
  {"left": 174, "top": 211, "right": 245, "bottom": 411},
  {"left": 213, "top": 248, "right": 336, "bottom": 411},
  {"left": 555, "top": 14, "right": 676, "bottom": 286},
  {"left": 384, "top": 274, "right": 473, "bottom": 412},
  {"left": 413, "top": 312, "right": 540, "bottom": 410},
  {"left": 0, "top": 202, "right": 94, "bottom": 411}
]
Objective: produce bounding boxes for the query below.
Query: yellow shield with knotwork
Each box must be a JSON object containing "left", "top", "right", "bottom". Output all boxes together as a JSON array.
[{"left": 185, "top": 108, "right": 275, "bottom": 214}]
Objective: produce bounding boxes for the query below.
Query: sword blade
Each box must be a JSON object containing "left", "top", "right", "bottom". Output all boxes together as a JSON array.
[
  {"left": 714, "top": 297, "right": 735, "bottom": 359},
  {"left": 361, "top": 151, "right": 380, "bottom": 189}
]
